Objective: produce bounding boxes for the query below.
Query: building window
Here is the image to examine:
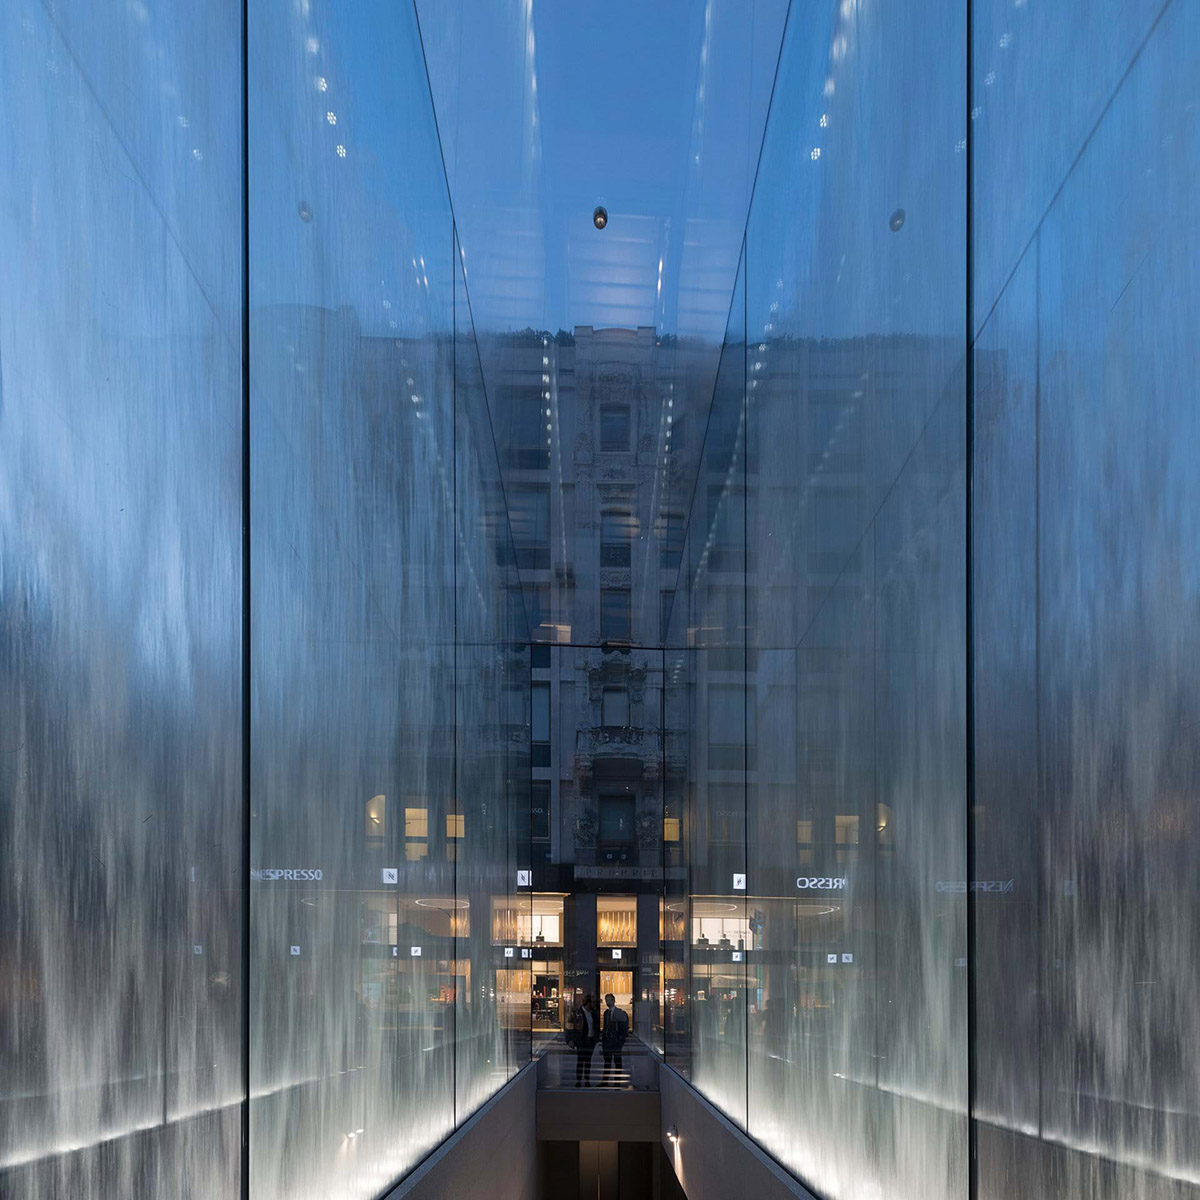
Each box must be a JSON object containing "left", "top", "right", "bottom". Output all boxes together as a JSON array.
[
  {"left": 658, "top": 512, "right": 684, "bottom": 569},
  {"left": 532, "top": 682, "right": 551, "bottom": 768},
  {"left": 528, "top": 583, "right": 552, "bottom": 635},
  {"left": 446, "top": 813, "right": 464, "bottom": 839},
  {"left": 509, "top": 485, "right": 550, "bottom": 570},
  {"left": 663, "top": 816, "right": 681, "bottom": 842},
  {"left": 601, "top": 588, "right": 631, "bottom": 642},
  {"left": 602, "top": 686, "right": 629, "bottom": 728},
  {"left": 599, "top": 403, "right": 631, "bottom": 451},
  {"left": 836, "top": 814, "right": 860, "bottom": 845},
  {"left": 601, "top": 509, "right": 635, "bottom": 567},
  {"left": 599, "top": 795, "right": 636, "bottom": 846},
  {"left": 365, "top": 794, "right": 386, "bottom": 843},
  {"left": 531, "top": 781, "right": 551, "bottom": 841},
  {"left": 404, "top": 807, "right": 429, "bottom": 838},
  {"left": 502, "top": 382, "right": 549, "bottom": 469},
  {"left": 660, "top": 590, "right": 674, "bottom": 643},
  {"left": 707, "top": 684, "right": 745, "bottom": 770}
]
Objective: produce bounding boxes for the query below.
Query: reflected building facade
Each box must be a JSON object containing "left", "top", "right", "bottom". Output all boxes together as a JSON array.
[{"left": 485, "top": 325, "right": 704, "bottom": 1050}]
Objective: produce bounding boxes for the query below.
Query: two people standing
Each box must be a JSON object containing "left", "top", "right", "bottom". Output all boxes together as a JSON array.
[{"left": 569, "top": 992, "right": 629, "bottom": 1087}]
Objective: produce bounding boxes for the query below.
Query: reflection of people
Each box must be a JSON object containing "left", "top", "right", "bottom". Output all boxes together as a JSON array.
[
  {"left": 573, "top": 995, "right": 598, "bottom": 1087},
  {"left": 601, "top": 992, "right": 629, "bottom": 1087},
  {"left": 763, "top": 996, "right": 786, "bottom": 1042},
  {"left": 723, "top": 990, "right": 747, "bottom": 1044},
  {"left": 694, "top": 990, "right": 715, "bottom": 1042}
]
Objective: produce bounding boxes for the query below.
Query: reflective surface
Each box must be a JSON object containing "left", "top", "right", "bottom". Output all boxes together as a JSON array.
[
  {"left": 3, "top": 1, "right": 529, "bottom": 1197},
  {"left": 664, "top": 1, "right": 1200, "bottom": 1199},
  {"left": 248, "top": 4, "right": 530, "bottom": 1197},
  {"left": 973, "top": 1, "right": 1200, "bottom": 1194},
  {"left": 5, "top": 1, "right": 1200, "bottom": 1197},
  {"left": 0, "top": 0, "right": 244, "bottom": 1194}
]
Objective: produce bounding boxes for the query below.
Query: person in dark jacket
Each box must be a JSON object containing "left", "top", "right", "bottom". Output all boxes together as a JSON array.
[
  {"left": 600, "top": 992, "right": 629, "bottom": 1088},
  {"left": 573, "top": 994, "right": 598, "bottom": 1087}
]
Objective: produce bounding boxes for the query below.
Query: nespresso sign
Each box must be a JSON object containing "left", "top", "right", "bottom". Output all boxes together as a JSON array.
[
  {"left": 251, "top": 868, "right": 324, "bottom": 881},
  {"left": 796, "top": 876, "right": 847, "bottom": 891}
]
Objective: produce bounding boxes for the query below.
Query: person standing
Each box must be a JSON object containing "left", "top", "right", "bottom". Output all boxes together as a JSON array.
[
  {"left": 600, "top": 992, "right": 629, "bottom": 1088},
  {"left": 573, "top": 994, "right": 598, "bottom": 1087}
]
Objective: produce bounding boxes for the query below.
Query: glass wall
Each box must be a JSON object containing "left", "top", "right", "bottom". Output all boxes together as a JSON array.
[
  {"left": 970, "top": 0, "right": 1200, "bottom": 1195},
  {"left": 0, "top": 0, "right": 245, "bottom": 1194},
  {"left": 2, "top": 2, "right": 530, "bottom": 1199},
  {"left": 663, "top": 2, "right": 1199, "bottom": 1200}
]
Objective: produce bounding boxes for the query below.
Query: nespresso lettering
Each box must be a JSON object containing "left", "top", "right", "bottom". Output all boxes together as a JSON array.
[
  {"left": 251, "top": 868, "right": 324, "bottom": 881},
  {"left": 796, "top": 876, "right": 847, "bottom": 890}
]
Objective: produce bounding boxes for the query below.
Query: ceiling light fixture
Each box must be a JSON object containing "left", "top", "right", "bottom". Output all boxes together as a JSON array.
[{"left": 593, "top": 205, "right": 608, "bottom": 230}]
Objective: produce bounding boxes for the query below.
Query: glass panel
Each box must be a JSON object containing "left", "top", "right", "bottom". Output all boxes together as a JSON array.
[
  {"left": 453, "top": 231, "right": 532, "bottom": 1118},
  {"left": 247, "top": 1, "right": 459, "bottom": 1193},
  {"left": 0, "top": 0, "right": 243, "bottom": 1192},
  {"left": 682, "top": 256, "right": 748, "bottom": 1126},
  {"left": 972, "top": 3, "right": 1200, "bottom": 1194}
]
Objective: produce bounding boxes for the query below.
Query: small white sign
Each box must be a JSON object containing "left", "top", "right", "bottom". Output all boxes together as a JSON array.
[
  {"left": 290, "top": 945, "right": 301, "bottom": 956},
  {"left": 410, "top": 946, "right": 422, "bottom": 957},
  {"left": 731, "top": 951, "right": 744, "bottom": 963},
  {"left": 504, "top": 947, "right": 515, "bottom": 958},
  {"left": 516, "top": 870, "right": 531, "bottom": 887},
  {"left": 841, "top": 953, "right": 853, "bottom": 964},
  {"left": 193, "top": 945, "right": 203, "bottom": 956},
  {"left": 520, "top": 948, "right": 532, "bottom": 959},
  {"left": 826, "top": 953, "right": 837, "bottom": 965},
  {"left": 381, "top": 867, "right": 398, "bottom": 884},
  {"left": 733, "top": 873, "right": 746, "bottom": 891},
  {"left": 612, "top": 948, "right": 623, "bottom": 960},
  {"left": 392, "top": 946, "right": 398, "bottom": 957}
]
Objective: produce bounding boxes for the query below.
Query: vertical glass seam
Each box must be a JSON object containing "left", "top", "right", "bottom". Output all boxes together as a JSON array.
[
  {"left": 239, "top": 0, "right": 251, "bottom": 1190},
  {"left": 1033, "top": 232, "right": 1044, "bottom": 1142},
  {"left": 452, "top": 222, "right": 459, "bottom": 1132},
  {"left": 965, "top": 0, "right": 979, "bottom": 1189},
  {"left": 741, "top": 236, "right": 750, "bottom": 1133}
]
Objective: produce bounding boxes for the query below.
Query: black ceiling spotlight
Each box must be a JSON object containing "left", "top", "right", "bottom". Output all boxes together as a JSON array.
[
  {"left": 593, "top": 205, "right": 608, "bottom": 230},
  {"left": 888, "top": 207, "right": 906, "bottom": 232}
]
